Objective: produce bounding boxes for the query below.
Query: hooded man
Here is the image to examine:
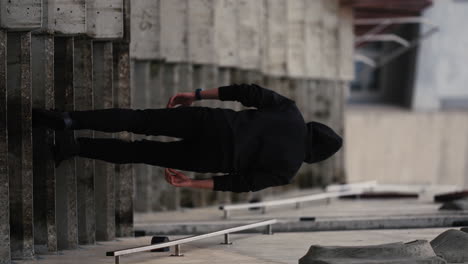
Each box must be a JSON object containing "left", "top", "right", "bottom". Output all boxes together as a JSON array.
[{"left": 33, "top": 83, "right": 342, "bottom": 193}]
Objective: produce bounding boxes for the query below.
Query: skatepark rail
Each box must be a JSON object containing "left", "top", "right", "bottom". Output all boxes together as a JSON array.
[{"left": 106, "top": 219, "right": 277, "bottom": 264}]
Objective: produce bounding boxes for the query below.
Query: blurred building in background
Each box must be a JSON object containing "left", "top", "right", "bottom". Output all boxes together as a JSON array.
[{"left": 346, "top": 0, "right": 468, "bottom": 187}]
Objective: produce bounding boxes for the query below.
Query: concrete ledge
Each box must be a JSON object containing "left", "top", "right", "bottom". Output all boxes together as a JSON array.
[{"left": 135, "top": 215, "right": 468, "bottom": 235}]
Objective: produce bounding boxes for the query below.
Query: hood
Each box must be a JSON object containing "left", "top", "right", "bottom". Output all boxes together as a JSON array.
[{"left": 304, "top": 121, "right": 343, "bottom": 164}]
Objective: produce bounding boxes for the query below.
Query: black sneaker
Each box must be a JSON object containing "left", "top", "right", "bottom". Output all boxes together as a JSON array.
[
  {"left": 33, "top": 108, "right": 70, "bottom": 130},
  {"left": 50, "top": 134, "right": 80, "bottom": 168}
]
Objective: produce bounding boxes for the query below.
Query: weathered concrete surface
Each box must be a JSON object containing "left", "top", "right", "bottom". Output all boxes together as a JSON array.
[
  {"left": 0, "top": 0, "right": 42, "bottom": 30},
  {"left": 337, "top": 5, "right": 354, "bottom": 81},
  {"left": 54, "top": 37, "right": 78, "bottom": 250},
  {"left": 237, "top": 0, "right": 262, "bottom": 70},
  {"left": 0, "top": 29, "right": 10, "bottom": 264},
  {"left": 439, "top": 198, "right": 468, "bottom": 211},
  {"left": 430, "top": 229, "right": 468, "bottom": 263},
  {"left": 262, "top": 0, "right": 287, "bottom": 76},
  {"left": 299, "top": 241, "right": 445, "bottom": 264},
  {"left": 93, "top": 41, "right": 115, "bottom": 241},
  {"left": 7, "top": 32, "right": 34, "bottom": 259},
  {"left": 304, "top": 0, "right": 324, "bottom": 78},
  {"left": 113, "top": 42, "right": 134, "bottom": 237},
  {"left": 86, "top": 0, "right": 124, "bottom": 39},
  {"left": 31, "top": 34, "right": 57, "bottom": 253},
  {"left": 73, "top": 37, "right": 95, "bottom": 245},
  {"left": 160, "top": 0, "right": 188, "bottom": 62},
  {"left": 188, "top": 0, "right": 216, "bottom": 64},
  {"left": 43, "top": 0, "right": 86, "bottom": 34},
  {"left": 130, "top": 0, "right": 160, "bottom": 60},
  {"left": 215, "top": 0, "right": 238, "bottom": 67},
  {"left": 287, "top": 0, "right": 306, "bottom": 78}
]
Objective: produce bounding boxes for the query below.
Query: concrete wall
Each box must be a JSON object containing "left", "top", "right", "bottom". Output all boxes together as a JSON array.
[
  {"left": 413, "top": 0, "right": 468, "bottom": 110},
  {"left": 346, "top": 108, "right": 468, "bottom": 187},
  {"left": 130, "top": 0, "right": 355, "bottom": 211}
]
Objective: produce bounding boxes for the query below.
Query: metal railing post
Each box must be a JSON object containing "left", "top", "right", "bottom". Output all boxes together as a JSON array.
[
  {"left": 265, "top": 224, "right": 273, "bottom": 235},
  {"left": 115, "top": 256, "right": 120, "bottom": 264},
  {"left": 222, "top": 233, "right": 232, "bottom": 245},
  {"left": 224, "top": 209, "right": 229, "bottom": 219},
  {"left": 171, "top": 244, "right": 184, "bottom": 256}
]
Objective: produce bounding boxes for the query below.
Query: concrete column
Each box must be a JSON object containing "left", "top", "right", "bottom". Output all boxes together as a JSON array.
[
  {"left": 31, "top": 34, "right": 57, "bottom": 253},
  {"left": 304, "top": 0, "right": 324, "bottom": 79},
  {"left": 130, "top": 0, "right": 160, "bottom": 60},
  {"left": 7, "top": 32, "right": 34, "bottom": 259},
  {"left": 262, "top": 0, "right": 287, "bottom": 77},
  {"left": 93, "top": 41, "right": 115, "bottom": 241},
  {"left": 0, "top": 29, "right": 10, "bottom": 264},
  {"left": 160, "top": 0, "right": 188, "bottom": 62},
  {"left": 73, "top": 37, "right": 95, "bottom": 245},
  {"left": 188, "top": 0, "right": 216, "bottom": 64},
  {"left": 131, "top": 61, "right": 152, "bottom": 213},
  {"left": 321, "top": 0, "right": 340, "bottom": 80},
  {"left": 287, "top": 0, "right": 307, "bottom": 78},
  {"left": 338, "top": 5, "right": 355, "bottom": 82},
  {"left": 215, "top": 0, "right": 238, "bottom": 68},
  {"left": 54, "top": 37, "right": 78, "bottom": 250},
  {"left": 113, "top": 42, "right": 133, "bottom": 237},
  {"left": 237, "top": 0, "right": 263, "bottom": 70}
]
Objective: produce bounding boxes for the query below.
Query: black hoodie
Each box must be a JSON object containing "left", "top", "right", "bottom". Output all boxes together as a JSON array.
[{"left": 212, "top": 83, "right": 342, "bottom": 193}]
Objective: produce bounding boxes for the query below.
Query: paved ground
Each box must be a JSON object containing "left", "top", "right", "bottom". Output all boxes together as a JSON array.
[{"left": 17, "top": 228, "right": 461, "bottom": 264}]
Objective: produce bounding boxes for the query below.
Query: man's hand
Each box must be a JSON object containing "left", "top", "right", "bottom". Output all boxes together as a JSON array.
[
  {"left": 166, "top": 92, "right": 196, "bottom": 108},
  {"left": 164, "top": 168, "right": 192, "bottom": 187}
]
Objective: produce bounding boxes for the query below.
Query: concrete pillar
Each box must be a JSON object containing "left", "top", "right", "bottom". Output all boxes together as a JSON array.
[
  {"left": 0, "top": 29, "right": 10, "bottom": 264},
  {"left": 86, "top": 0, "right": 124, "bottom": 39},
  {"left": 160, "top": 0, "right": 188, "bottom": 62},
  {"left": 93, "top": 41, "right": 115, "bottom": 241},
  {"left": 338, "top": 5, "right": 355, "bottom": 82},
  {"left": 113, "top": 42, "right": 133, "bottom": 237},
  {"left": 321, "top": 0, "right": 340, "bottom": 80},
  {"left": 31, "top": 34, "right": 57, "bottom": 253},
  {"left": 188, "top": 0, "right": 216, "bottom": 64},
  {"left": 237, "top": 0, "right": 263, "bottom": 70},
  {"left": 7, "top": 32, "right": 34, "bottom": 259},
  {"left": 215, "top": 0, "right": 238, "bottom": 68},
  {"left": 262, "top": 0, "right": 287, "bottom": 77},
  {"left": 54, "top": 37, "right": 78, "bottom": 250},
  {"left": 304, "top": 0, "right": 324, "bottom": 79},
  {"left": 287, "top": 0, "right": 307, "bottom": 78},
  {"left": 131, "top": 61, "right": 152, "bottom": 213},
  {"left": 73, "top": 37, "right": 95, "bottom": 245},
  {"left": 130, "top": 0, "right": 160, "bottom": 60}
]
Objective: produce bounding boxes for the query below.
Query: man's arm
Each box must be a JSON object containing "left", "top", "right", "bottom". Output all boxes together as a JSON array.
[{"left": 165, "top": 168, "right": 214, "bottom": 190}]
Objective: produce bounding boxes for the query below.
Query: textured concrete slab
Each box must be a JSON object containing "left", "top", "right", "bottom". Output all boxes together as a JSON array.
[
  {"left": 54, "top": 37, "right": 78, "bottom": 250},
  {"left": 160, "top": 0, "right": 188, "bottom": 62},
  {"left": 188, "top": 0, "right": 216, "bottom": 64},
  {"left": 215, "top": 0, "right": 238, "bottom": 67},
  {"left": 321, "top": 0, "right": 339, "bottom": 80},
  {"left": 0, "top": 0, "right": 42, "bottom": 30},
  {"left": 130, "top": 0, "right": 160, "bottom": 60},
  {"left": 86, "top": 0, "right": 124, "bottom": 39},
  {"left": 287, "top": 0, "right": 307, "bottom": 78},
  {"left": 31, "top": 34, "right": 57, "bottom": 253},
  {"left": 113, "top": 42, "right": 134, "bottom": 237},
  {"left": 43, "top": 0, "right": 86, "bottom": 34},
  {"left": 262, "top": 0, "right": 287, "bottom": 76},
  {"left": 7, "top": 32, "right": 34, "bottom": 259},
  {"left": 304, "top": 0, "right": 324, "bottom": 78},
  {"left": 0, "top": 29, "right": 10, "bottom": 264},
  {"left": 93, "top": 41, "right": 116, "bottom": 241},
  {"left": 337, "top": 5, "right": 354, "bottom": 81},
  {"left": 237, "top": 0, "right": 263, "bottom": 69},
  {"left": 430, "top": 229, "right": 468, "bottom": 263},
  {"left": 439, "top": 198, "right": 468, "bottom": 211},
  {"left": 299, "top": 240, "right": 445, "bottom": 264},
  {"left": 74, "top": 37, "right": 95, "bottom": 245}
]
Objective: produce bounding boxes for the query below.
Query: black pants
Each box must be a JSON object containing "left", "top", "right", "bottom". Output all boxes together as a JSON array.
[{"left": 71, "top": 107, "right": 233, "bottom": 173}]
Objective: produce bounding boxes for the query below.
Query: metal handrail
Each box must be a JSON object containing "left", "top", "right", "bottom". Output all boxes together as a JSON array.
[
  {"left": 219, "top": 188, "right": 372, "bottom": 219},
  {"left": 107, "top": 219, "right": 277, "bottom": 264}
]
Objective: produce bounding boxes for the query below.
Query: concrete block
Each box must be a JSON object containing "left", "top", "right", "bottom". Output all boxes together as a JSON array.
[
  {"left": 73, "top": 37, "right": 95, "bottom": 245},
  {"left": 338, "top": 5, "right": 354, "bottom": 81},
  {"left": 439, "top": 198, "right": 468, "bottom": 211},
  {"left": 7, "top": 32, "right": 34, "bottom": 259},
  {"left": 0, "top": 29, "right": 10, "bottom": 264},
  {"left": 215, "top": 0, "right": 238, "bottom": 67},
  {"left": 321, "top": 0, "right": 339, "bottom": 80},
  {"left": 130, "top": 0, "right": 160, "bottom": 60},
  {"left": 160, "top": 0, "right": 188, "bottom": 62},
  {"left": 86, "top": 0, "right": 123, "bottom": 39},
  {"left": 287, "top": 0, "right": 306, "bottom": 78},
  {"left": 304, "top": 0, "right": 323, "bottom": 78},
  {"left": 262, "top": 0, "right": 287, "bottom": 76},
  {"left": 93, "top": 41, "right": 115, "bottom": 240},
  {"left": 188, "top": 0, "right": 216, "bottom": 64},
  {"left": 31, "top": 34, "right": 57, "bottom": 253},
  {"left": 54, "top": 37, "right": 78, "bottom": 250},
  {"left": 113, "top": 42, "right": 133, "bottom": 237},
  {"left": 299, "top": 240, "right": 445, "bottom": 264},
  {"left": 237, "top": 0, "right": 262, "bottom": 69},
  {"left": 43, "top": 0, "right": 86, "bottom": 35},
  {"left": 431, "top": 229, "right": 468, "bottom": 263},
  {"left": 0, "top": 0, "right": 42, "bottom": 30}
]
